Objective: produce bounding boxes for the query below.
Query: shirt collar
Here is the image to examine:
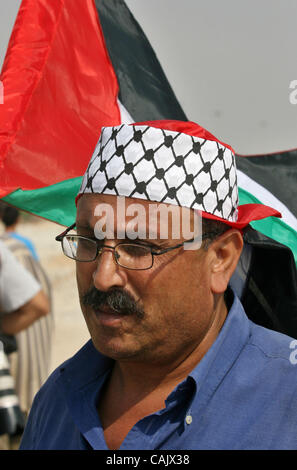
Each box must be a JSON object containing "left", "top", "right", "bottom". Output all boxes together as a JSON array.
[
  {"left": 56, "top": 339, "right": 113, "bottom": 393},
  {"left": 182, "top": 291, "right": 251, "bottom": 420},
  {"left": 190, "top": 291, "right": 249, "bottom": 382}
]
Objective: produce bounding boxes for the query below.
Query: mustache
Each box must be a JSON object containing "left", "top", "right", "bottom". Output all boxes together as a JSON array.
[{"left": 82, "top": 287, "right": 145, "bottom": 319}]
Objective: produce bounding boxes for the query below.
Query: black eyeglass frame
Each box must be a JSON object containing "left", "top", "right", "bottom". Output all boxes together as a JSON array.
[{"left": 55, "top": 223, "right": 219, "bottom": 270}]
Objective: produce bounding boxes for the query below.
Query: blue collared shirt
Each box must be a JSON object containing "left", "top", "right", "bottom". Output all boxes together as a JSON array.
[{"left": 20, "top": 294, "right": 297, "bottom": 450}]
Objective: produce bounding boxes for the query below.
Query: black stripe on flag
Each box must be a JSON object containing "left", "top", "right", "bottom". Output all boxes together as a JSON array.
[{"left": 95, "top": 0, "right": 187, "bottom": 121}]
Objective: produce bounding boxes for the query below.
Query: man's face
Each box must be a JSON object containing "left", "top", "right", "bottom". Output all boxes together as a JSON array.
[{"left": 76, "top": 193, "right": 222, "bottom": 366}]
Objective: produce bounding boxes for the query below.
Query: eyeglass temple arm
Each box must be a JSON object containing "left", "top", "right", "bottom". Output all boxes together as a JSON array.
[
  {"left": 55, "top": 223, "right": 76, "bottom": 242},
  {"left": 151, "top": 231, "right": 223, "bottom": 255},
  {"left": 152, "top": 241, "right": 187, "bottom": 256}
]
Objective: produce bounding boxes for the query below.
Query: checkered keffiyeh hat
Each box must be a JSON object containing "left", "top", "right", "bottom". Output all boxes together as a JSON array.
[{"left": 77, "top": 120, "right": 281, "bottom": 228}]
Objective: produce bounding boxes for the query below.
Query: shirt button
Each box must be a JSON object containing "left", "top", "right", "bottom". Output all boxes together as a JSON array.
[{"left": 185, "top": 415, "right": 193, "bottom": 425}]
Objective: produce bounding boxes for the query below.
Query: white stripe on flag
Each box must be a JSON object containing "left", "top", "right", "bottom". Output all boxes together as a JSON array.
[
  {"left": 237, "top": 169, "right": 297, "bottom": 231},
  {"left": 118, "top": 100, "right": 134, "bottom": 124}
]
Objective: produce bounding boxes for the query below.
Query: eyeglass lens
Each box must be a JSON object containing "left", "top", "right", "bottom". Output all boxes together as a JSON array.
[{"left": 62, "top": 236, "right": 153, "bottom": 269}]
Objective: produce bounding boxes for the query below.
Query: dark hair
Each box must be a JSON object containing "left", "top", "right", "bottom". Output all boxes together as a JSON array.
[
  {"left": 1, "top": 206, "right": 20, "bottom": 227},
  {"left": 202, "top": 217, "right": 230, "bottom": 249}
]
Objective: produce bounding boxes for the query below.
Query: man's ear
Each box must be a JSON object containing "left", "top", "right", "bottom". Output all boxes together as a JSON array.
[{"left": 209, "top": 229, "right": 243, "bottom": 294}]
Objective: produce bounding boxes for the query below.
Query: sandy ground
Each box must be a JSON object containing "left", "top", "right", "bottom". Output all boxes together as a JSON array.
[{"left": 4, "top": 216, "right": 91, "bottom": 374}]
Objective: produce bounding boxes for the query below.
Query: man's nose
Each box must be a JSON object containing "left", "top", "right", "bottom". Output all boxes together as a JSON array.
[{"left": 92, "top": 247, "right": 127, "bottom": 291}]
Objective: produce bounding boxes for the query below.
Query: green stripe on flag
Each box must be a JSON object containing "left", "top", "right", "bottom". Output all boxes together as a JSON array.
[
  {"left": 2, "top": 177, "right": 82, "bottom": 227},
  {"left": 239, "top": 187, "right": 297, "bottom": 264},
  {"left": 3, "top": 182, "right": 296, "bottom": 266}
]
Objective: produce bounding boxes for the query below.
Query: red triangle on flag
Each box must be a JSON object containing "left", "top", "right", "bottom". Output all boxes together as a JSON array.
[{"left": 0, "top": 0, "right": 121, "bottom": 198}]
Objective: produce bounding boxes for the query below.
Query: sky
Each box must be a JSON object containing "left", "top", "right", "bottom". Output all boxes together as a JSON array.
[{"left": 0, "top": 0, "right": 297, "bottom": 154}]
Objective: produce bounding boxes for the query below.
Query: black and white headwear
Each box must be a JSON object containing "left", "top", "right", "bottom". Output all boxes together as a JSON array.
[{"left": 77, "top": 120, "right": 281, "bottom": 228}]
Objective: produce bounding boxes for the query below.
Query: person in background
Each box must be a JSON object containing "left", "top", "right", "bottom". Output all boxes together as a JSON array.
[
  {"left": 1, "top": 205, "right": 39, "bottom": 261},
  {"left": 0, "top": 240, "right": 49, "bottom": 449},
  {"left": 0, "top": 204, "right": 54, "bottom": 420}
]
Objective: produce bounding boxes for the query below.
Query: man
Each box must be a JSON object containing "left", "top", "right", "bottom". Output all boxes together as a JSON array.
[
  {"left": 0, "top": 240, "right": 49, "bottom": 449},
  {"left": 0, "top": 205, "right": 54, "bottom": 416},
  {"left": 20, "top": 120, "right": 297, "bottom": 450}
]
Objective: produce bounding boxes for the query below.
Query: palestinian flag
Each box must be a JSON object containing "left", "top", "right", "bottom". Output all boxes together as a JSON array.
[
  {"left": 0, "top": 0, "right": 186, "bottom": 228},
  {"left": 0, "top": 0, "right": 297, "bottom": 335}
]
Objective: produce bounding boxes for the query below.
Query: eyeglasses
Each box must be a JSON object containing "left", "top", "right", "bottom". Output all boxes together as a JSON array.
[{"left": 55, "top": 223, "right": 217, "bottom": 271}]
